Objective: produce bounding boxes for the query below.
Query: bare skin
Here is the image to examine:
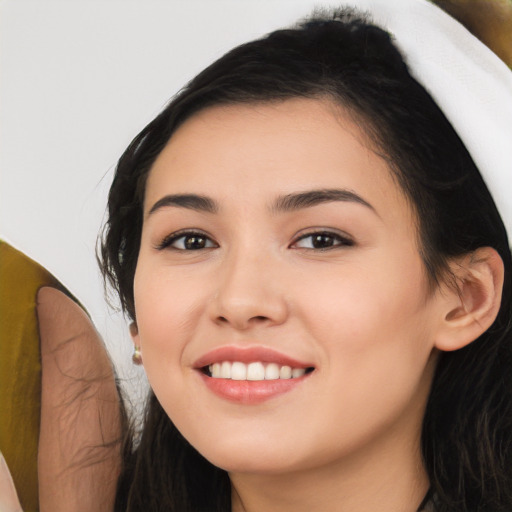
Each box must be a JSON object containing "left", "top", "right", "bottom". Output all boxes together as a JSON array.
[{"left": 37, "top": 287, "right": 122, "bottom": 512}]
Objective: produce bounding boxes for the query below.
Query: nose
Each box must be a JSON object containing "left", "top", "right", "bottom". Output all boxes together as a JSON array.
[{"left": 208, "top": 250, "right": 288, "bottom": 331}]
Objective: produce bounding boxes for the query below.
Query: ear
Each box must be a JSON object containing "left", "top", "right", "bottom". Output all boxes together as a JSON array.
[{"left": 434, "top": 247, "right": 504, "bottom": 352}]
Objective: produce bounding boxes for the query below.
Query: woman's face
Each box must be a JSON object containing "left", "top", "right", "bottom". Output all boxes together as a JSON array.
[{"left": 133, "top": 98, "right": 446, "bottom": 474}]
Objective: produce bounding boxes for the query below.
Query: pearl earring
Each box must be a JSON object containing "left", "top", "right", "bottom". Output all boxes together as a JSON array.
[{"left": 132, "top": 346, "right": 143, "bottom": 365}]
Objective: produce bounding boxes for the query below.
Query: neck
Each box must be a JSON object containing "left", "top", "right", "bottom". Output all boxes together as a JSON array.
[{"left": 230, "top": 415, "right": 429, "bottom": 512}]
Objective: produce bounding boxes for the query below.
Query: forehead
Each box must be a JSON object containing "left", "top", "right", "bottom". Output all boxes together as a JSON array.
[{"left": 145, "top": 98, "right": 410, "bottom": 221}]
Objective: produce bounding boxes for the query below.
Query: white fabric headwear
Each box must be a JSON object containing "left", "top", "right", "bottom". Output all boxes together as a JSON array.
[{"left": 336, "top": 0, "right": 512, "bottom": 237}]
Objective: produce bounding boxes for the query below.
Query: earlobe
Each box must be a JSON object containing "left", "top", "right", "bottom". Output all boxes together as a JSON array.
[
  {"left": 129, "top": 322, "right": 143, "bottom": 365},
  {"left": 435, "top": 247, "right": 504, "bottom": 352},
  {"left": 129, "top": 321, "right": 140, "bottom": 343}
]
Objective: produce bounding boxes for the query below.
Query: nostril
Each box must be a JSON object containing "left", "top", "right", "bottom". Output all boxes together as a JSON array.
[{"left": 216, "top": 314, "right": 270, "bottom": 326}]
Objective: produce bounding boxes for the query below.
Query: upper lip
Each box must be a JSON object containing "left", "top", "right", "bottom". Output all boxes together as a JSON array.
[{"left": 193, "top": 345, "right": 314, "bottom": 369}]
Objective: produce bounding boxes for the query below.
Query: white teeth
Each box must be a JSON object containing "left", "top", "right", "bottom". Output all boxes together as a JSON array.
[
  {"left": 279, "top": 365, "right": 292, "bottom": 379},
  {"left": 292, "top": 368, "right": 306, "bottom": 378},
  {"left": 265, "top": 363, "right": 280, "bottom": 380},
  {"left": 231, "top": 362, "right": 247, "bottom": 380},
  {"left": 207, "top": 361, "right": 310, "bottom": 381},
  {"left": 247, "top": 362, "right": 265, "bottom": 381},
  {"left": 220, "top": 361, "right": 231, "bottom": 379},
  {"left": 211, "top": 363, "right": 221, "bottom": 378}
]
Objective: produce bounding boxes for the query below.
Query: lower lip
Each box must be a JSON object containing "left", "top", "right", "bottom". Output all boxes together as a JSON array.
[{"left": 198, "top": 372, "right": 311, "bottom": 405}]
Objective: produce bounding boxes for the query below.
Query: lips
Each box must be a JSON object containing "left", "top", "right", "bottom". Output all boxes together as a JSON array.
[{"left": 193, "top": 346, "right": 315, "bottom": 404}]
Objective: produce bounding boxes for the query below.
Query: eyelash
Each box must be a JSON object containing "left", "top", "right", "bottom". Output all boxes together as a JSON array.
[
  {"left": 156, "top": 230, "right": 217, "bottom": 251},
  {"left": 291, "top": 230, "right": 354, "bottom": 250},
  {"left": 156, "top": 229, "right": 354, "bottom": 251}
]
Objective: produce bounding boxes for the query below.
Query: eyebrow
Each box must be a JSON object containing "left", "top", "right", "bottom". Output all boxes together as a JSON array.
[
  {"left": 271, "top": 188, "right": 376, "bottom": 214},
  {"left": 147, "top": 188, "right": 376, "bottom": 217},
  {"left": 148, "top": 194, "right": 218, "bottom": 216}
]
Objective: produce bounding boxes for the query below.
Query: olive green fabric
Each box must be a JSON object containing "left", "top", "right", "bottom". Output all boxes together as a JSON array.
[{"left": 0, "top": 241, "right": 63, "bottom": 512}]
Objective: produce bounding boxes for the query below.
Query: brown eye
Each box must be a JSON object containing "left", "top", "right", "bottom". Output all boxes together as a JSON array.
[
  {"left": 293, "top": 231, "right": 353, "bottom": 250},
  {"left": 311, "top": 234, "right": 336, "bottom": 249},
  {"left": 158, "top": 231, "right": 217, "bottom": 251},
  {"left": 182, "top": 234, "right": 209, "bottom": 250}
]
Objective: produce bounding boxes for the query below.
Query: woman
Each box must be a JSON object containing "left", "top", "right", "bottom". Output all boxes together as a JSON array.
[{"left": 99, "top": 0, "right": 512, "bottom": 510}]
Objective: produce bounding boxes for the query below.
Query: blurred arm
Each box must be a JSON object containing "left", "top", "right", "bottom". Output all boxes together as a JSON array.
[{"left": 37, "top": 287, "right": 123, "bottom": 512}]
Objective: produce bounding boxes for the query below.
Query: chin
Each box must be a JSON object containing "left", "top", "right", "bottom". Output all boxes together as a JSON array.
[
  {"left": 206, "top": 451, "right": 300, "bottom": 475},
  {"left": 190, "top": 435, "right": 306, "bottom": 475}
]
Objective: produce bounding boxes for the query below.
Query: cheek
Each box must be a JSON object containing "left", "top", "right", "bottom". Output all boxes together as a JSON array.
[
  {"left": 294, "top": 250, "right": 435, "bottom": 387},
  {"left": 283, "top": 261, "right": 436, "bottom": 456},
  {"left": 300, "top": 250, "right": 427, "bottom": 324},
  {"left": 135, "top": 261, "right": 205, "bottom": 332},
  {"left": 133, "top": 263, "right": 205, "bottom": 386}
]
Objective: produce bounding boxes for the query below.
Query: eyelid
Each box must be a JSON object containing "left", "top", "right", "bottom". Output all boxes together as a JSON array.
[
  {"left": 155, "top": 229, "right": 218, "bottom": 251},
  {"left": 290, "top": 228, "right": 354, "bottom": 250}
]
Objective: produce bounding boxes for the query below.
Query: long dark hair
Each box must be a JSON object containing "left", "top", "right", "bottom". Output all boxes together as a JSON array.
[{"left": 99, "top": 8, "right": 512, "bottom": 511}]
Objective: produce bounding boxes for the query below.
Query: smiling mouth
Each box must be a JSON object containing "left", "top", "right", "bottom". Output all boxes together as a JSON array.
[{"left": 202, "top": 361, "right": 315, "bottom": 381}]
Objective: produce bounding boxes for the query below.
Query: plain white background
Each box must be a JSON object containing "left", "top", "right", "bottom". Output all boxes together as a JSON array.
[{"left": 0, "top": 0, "right": 338, "bottom": 410}]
